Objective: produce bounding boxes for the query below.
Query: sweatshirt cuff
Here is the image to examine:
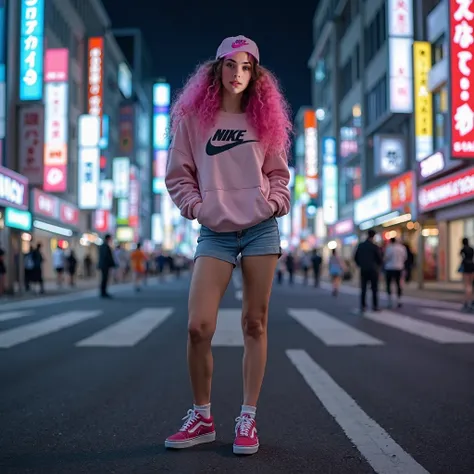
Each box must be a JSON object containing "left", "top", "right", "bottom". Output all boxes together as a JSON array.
[
  {"left": 191, "top": 202, "right": 202, "bottom": 219},
  {"left": 269, "top": 199, "right": 279, "bottom": 215}
]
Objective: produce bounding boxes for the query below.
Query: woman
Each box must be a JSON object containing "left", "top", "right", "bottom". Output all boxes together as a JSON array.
[
  {"left": 328, "top": 248, "right": 344, "bottom": 297},
  {"left": 164, "top": 35, "right": 291, "bottom": 455},
  {"left": 460, "top": 237, "right": 474, "bottom": 311},
  {"left": 66, "top": 250, "right": 77, "bottom": 287}
]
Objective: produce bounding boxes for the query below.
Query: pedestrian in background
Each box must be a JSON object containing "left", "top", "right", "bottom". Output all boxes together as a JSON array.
[
  {"left": 354, "top": 229, "right": 383, "bottom": 313},
  {"left": 98, "top": 234, "right": 115, "bottom": 298},
  {"left": 164, "top": 35, "right": 291, "bottom": 455},
  {"left": 459, "top": 237, "right": 474, "bottom": 312},
  {"left": 328, "top": 248, "right": 344, "bottom": 297},
  {"left": 383, "top": 237, "right": 407, "bottom": 308},
  {"left": 311, "top": 248, "right": 322, "bottom": 287},
  {"left": 0, "top": 247, "right": 5, "bottom": 296}
]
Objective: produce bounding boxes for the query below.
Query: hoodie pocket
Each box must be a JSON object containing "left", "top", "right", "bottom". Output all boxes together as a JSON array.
[{"left": 197, "top": 187, "right": 274, "bottom": 231}]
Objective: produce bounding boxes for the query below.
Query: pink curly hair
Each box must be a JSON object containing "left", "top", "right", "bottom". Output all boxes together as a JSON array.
[{"left": 170, "top": 58, "right": 293, "bottom": 158}]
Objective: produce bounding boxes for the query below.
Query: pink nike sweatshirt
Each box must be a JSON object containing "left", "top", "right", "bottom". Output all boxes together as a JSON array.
[{"left": 165, "top": 111, "right": 290, "bottom": 232}]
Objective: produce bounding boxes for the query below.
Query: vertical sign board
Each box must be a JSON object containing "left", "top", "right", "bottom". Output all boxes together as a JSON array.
[
  {"left": 88, "top": 37, "right": 103, "bottom": 119},
  {"left": 322, "top": 137, "right": 338, "bottom": 225},
  {"left": 152, "top": 83, "right": 170, "bottom": 196},
  {"left": 0, "top": 0, "right": 6, "bottom": 153},
  {"left": 78, "top": 115, "right": 100, "bottom": 209},
  {"left": 18, "top": 104, "right": 44, "bottom": 184},
  {"left": 413, "top": 42, "right": 434, "bottom": 161},
  {"left": 43, "top": 48, "right": 69, "bottom": 192},
  {"left": 449, "top": 0, "right": 474, "bottom": 158},
  {"left": 387, "top": 0, "right": 414, "bottom": 113},
  {"left": 304, "top": 110, "right": 318, "bottom": 199},
  {"left": 19, "top": 0, "right": 45, "bottom": 101}
]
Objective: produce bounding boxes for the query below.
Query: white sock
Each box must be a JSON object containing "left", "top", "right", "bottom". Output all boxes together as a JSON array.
[
  {"left": 241, "top": 404, "right": 257, "bottom": 419},
  {"left": 193, "top": 403, "right": 211, "bottom": 419}
]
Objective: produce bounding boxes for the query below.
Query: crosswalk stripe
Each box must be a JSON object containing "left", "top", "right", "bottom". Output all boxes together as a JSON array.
[
  {"left": 364, "top": 310, "right": 474, "bottom": 344},
  {"left": 0, "top": 311, "right": 102, "bottom": 349},
  {"left": 420, "top": 308, "right": 474, "bottom": 325},
  {"left": 288, "top": 309, "right": 384, "bottom": 346},
  {"left": 76, "top": 308, "right": 173, "bottom": 347},
  {"left": 287, "top": 349, "right": 429, "bottom": 474},
  {"left": 212, "top": 309, "right": 243, "bottom": 346},
  {"left": 0, "top": 310, "right": 33, "bottom": 322}
]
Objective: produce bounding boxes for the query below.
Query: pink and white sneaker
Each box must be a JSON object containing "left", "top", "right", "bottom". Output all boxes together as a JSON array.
[
  {"left": 233, "top": 414, "right": 259, "bottom": 455},
  {"left": 165, "top": 409, "right": 216, "bottom": 449}
]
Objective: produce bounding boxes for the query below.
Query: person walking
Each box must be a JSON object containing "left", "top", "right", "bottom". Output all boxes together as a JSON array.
[
  {"left": 164, "top": 35, "right": 291, "bottom": 455},
  {"left": 98, "top": 234, "right": 115, "bottom": 298},
  {"left": 459, "top": 237, "right": 474, "bottom": 312},
  {"left": 354, "top": 229, "right": 383, "bottom": 313},
  {"left": 384, "top": 237, "right": 407, "bottom": 308}
]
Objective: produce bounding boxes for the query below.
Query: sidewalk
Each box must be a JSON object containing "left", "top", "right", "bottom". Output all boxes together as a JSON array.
[
  {"left": 0, "top": 277, "right": 101, "bottom": 303},
  {"left": 0, "top": 272, "right": 182, "bottom": 303},
  {"left": 295, "top": 274, "right": 465, "bottom": 303},
  {"left": 336, "top": 278, "right": 464, "bottom": 303}
]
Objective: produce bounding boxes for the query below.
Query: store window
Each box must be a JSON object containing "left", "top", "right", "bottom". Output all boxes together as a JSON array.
[
  {"left": 433, "top": 86, "right": 448, "bottom": 150},
  {"left": 448, "top": 218, "right": 474, "bottom": 281},
  {"left": 432, "top": 35, "right": 446, "bottom": 65}
]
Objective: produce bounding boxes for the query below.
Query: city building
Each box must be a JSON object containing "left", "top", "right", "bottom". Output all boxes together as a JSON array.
[
  {"left": 0, "top": 0, "right": 153, "bottom": 291},
  {"left": 308, "top": 0, "right": 474, "bottom": 284}
]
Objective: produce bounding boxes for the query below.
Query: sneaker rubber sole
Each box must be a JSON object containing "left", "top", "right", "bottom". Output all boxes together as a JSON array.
[
  {"left": 233, "top": 442, "right": 259, "bottom": 455},
  {"left": 165, "top": 431, "right": 216, "bottom": 449}
]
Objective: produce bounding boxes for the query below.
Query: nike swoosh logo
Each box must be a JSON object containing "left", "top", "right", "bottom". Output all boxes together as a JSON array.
[{"left": 206, "top": 139, "right": 258, "bottom": 156}]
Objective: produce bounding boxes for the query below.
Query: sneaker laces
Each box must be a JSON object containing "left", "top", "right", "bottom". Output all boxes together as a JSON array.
[
  {"left": 235, "top": 415, "right": 254, "bottom": 436},
  {"left": 180, "top": 409, "right": 199, "bottom": 431}
]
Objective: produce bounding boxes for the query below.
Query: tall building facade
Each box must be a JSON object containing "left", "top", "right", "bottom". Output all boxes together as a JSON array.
[
  {"left": 0, "top": 0, "right": 153, "bottom": 291},
  {"left": 309, "top": 0, "right": 474, "bottom": 283}
]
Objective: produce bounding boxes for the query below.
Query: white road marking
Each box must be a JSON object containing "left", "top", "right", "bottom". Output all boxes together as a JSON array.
[
  {"left": 0, "top": 311, "right": 102, "bottom": 349},
  {"left": 420, "top": 308, "right": 474, "bottom": 325},
  {"left": 0, "top": 310, "right": 33, "bottom": 322},
  {"left": 287, "top": 349, "right": 430, "bottom": 474},
  {"left": 76, "top": 308, "right": 173, "bottom": 347},
  {"left": 212, "top": 309, "right": 243, "bottom": 346},
  {"left": 364, "top": 310, "right": 474, "bottom": 344},
  {"left": 288, "top": 309, "right": 383, "bottom": 346}
]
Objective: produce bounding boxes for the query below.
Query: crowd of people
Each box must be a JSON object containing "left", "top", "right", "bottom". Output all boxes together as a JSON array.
[
  {"left": 276, "top": 230, "right": 474, "bottom": 312},
  {"left": 96, "top": 234, "right": 191, "bottom": 298}
]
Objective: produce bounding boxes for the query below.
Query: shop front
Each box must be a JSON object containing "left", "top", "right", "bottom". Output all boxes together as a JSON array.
[
  {"left": 418, "top": 166, "right": 474, "bottom": 282},
  {"left": 354, "top": 175, "right": 419, "bottom": 262},
  {"left": 0, "top": 166, "right": 32, "bottom": 290},
  {"left": 30, "top": 188, "right": 80, "bottom": 280}
]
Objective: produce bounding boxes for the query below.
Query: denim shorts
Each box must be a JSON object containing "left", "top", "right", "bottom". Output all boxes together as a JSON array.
[{"left": 194, "top": 217, "right": 281, "bottom": 266}]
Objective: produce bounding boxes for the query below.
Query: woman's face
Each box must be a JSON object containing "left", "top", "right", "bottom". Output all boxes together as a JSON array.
[{"left": 221, "top": 52, "right": 253, "bottom": 96}]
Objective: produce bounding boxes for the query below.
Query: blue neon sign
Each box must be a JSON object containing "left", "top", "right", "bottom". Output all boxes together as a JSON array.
[{"left": 19, "top": 0, "right": 45, "bottom": 101}]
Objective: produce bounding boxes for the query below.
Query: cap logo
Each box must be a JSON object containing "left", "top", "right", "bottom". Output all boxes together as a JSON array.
[{"left": 231, "top": 39, "right": 249, "bottom": 48}]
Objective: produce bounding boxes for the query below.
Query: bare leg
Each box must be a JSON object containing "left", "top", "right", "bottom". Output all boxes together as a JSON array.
[
  {"left": 187, "top": 257, "right": 233, "bottom": 405},
  {"left": 240, "top": 254, "right": 278, "bottom": 407}
]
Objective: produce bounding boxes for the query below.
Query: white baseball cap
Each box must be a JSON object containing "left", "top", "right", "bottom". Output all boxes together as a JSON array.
[{"left": 216, "top": 35, "right": 260, "bottom": 63}]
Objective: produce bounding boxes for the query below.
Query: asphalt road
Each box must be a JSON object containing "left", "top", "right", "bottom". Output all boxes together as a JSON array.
[{"left": 1, "top": 272, "right": 473, "bottom": 474}]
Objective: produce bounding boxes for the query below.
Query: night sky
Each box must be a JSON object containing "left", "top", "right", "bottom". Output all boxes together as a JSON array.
[{"left": 102, "top": 0, "right": 317, "bottom": 118}]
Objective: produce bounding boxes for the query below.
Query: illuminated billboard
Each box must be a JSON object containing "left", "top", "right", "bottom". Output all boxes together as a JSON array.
[
  {"left": 449, "top": 0, "right": 474, "bottom": 158},
  {"left": 19, "top": 0, "right": 45, "bottom": 101},
  {"left": 78, "top": 114, "right": 100, "bottom": 209},
  {"left": 88, "top": 37, "right": 103, "bottom": 118},
  {"left": 43, "top": 48, "right": 69, "bottom": 192},
  {"left": 153, "top": 82, "right": 170, "bottom": 194}
]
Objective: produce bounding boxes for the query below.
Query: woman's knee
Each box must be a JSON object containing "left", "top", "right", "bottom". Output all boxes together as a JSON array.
[
  {"left": 242, "top": 306, "right": 268, "bottom": 339},
  {"left": 188, "top": 316, "right": 216, "bottom": 344}
]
